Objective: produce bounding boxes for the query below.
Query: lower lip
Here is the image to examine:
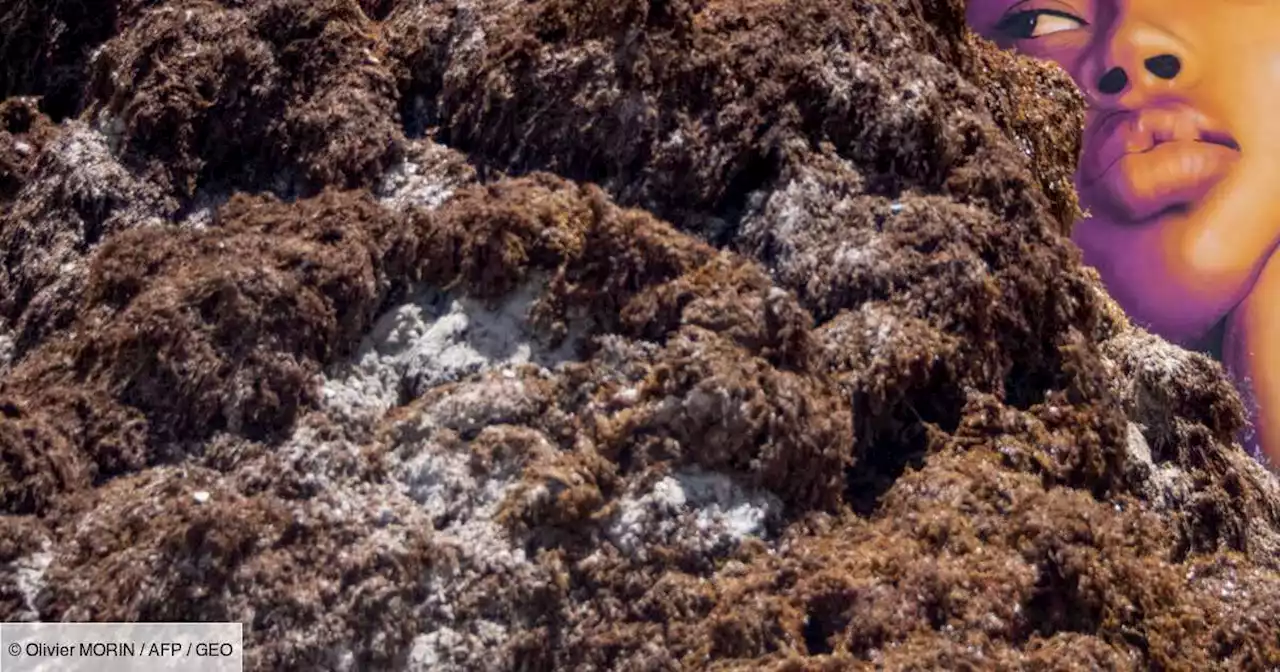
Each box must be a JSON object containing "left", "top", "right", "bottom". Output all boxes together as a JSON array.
[{"left": 1085, "top": 141, "right": 1239, "bottom": 221}]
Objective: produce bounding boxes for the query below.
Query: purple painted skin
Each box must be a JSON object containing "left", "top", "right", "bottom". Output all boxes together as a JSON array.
[
  {"left": 1071, "top": 219, "right": 1226, "bottom": 350},
  {"left": 966, "top": 0, "right": 1280, "bottom": 470}
]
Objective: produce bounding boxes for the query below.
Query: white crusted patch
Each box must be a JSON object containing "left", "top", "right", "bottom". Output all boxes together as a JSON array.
[
  {"left": 3, "top": 124, "right": 173, "bottom": 358},
  {"left": 13, "top": 122, "right": 173, "bottom": 255},
  {"left": 407, "top": 621, "right": 509, "bottom": 672},
  {"left": 57, "top": 122, "right": 175, "bottom": 226},
  {"left": 269, "top": 423, "right": 368, "bottom": 495},
  {"left": 377, "top": 158, "right": 456, "bottom": 211},
  {"left": 388, "top": 403, "right": 556, "bottom": 671},
  {"left": 277, "top": 276, "right": 580, "bottom": 669},
  {"left": 423, "top": 378, "right": 544, "bottom": 437},
  {"left": 11, "top": 541, "right": 52, "bottom": 621},
  {"left": 179, "top": 189, "right": 232, "bottom": 230},
  {"left": 243, "top": 395, "right": 536, "bottom": 669},
  {"left": 0, "top": 326, "right": 13, "bottom": 375},
  {"left": 832, "top": 238, "right": 881, "bottom": 270},
  {"left": 608, "top": 469, "right": 783, "bottom": 561},
  {"left": 321, "top": 280, "right": 583, "bottom": 423},
  {"left": 390, "top": 384, "right": 552, "bottom": 559},
  {"left": 376, "top": 139, "right": 474, "bottom": 212},
  {"left": 736, "top": 158, "right": 892, "bottom": 287},
  {"left": 1108, "top": 330, "right": 1191, "bottom": 386},
  {"left": 1123, "top": 422, "right": 1191, "bottom": 510},
  {"left": 376, "top": 365, "right": 563, "bottom": 671},
  {"left": 856, "top": 301, "right": 904, "bottom": 361}
]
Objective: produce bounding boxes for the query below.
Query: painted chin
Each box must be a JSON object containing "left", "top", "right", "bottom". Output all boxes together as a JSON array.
[{"left": 1081, "top": 140, "right": 1241, "bottom": 223}]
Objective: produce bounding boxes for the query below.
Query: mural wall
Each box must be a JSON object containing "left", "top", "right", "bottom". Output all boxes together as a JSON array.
[{"left": 966, "top": 0, "right": 1280, "bottom": 469}]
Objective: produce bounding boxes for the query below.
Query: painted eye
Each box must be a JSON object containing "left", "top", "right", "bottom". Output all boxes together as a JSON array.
[{"left": 996, "top": 10, "right": 1086, "bottom": 40}]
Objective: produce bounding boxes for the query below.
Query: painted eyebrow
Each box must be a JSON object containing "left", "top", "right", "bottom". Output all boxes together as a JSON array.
[
  {"left": 968, "top": 0, "right": 1040, "bottom": 33},
  {"left": 998, "top": 0, "right": 1040, "bottom": 18},
  {"left": 997, "top": 7, "right": 1089, "bottom": 27},
  {"left": 991, "top": 1, "right": 1091, "bottom": 36}
]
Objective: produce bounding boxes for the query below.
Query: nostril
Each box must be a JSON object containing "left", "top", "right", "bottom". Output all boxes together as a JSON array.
[
  {"left": 1097, "top": 67, "right": 1129, "bottom": 95},
  {"left": 1145, "top": 54, "right": 1181, "bottom": 80}
]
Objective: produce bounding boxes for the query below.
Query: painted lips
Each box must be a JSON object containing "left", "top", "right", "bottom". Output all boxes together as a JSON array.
[{"left": 1079, "top": 105, "right": 1241, "bottom": 221}]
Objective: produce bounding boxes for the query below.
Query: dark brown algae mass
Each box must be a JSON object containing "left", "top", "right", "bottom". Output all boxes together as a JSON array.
[{"left": 2, "top": 0, "right": 1279, "bottom": 670}]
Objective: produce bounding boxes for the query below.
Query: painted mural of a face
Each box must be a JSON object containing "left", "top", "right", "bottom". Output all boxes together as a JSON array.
[{"left": 966, "top": 0, "right": 1280, "bottom": 469}]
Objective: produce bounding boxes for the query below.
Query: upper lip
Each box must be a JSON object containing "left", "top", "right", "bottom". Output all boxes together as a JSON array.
[{"left": 1079, "top": 106, "right": 1240, "bottom": 187}]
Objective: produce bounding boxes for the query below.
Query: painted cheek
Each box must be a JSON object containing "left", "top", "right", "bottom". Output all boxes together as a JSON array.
[
  {"left": 1017, "top": 41, "right": 1085, "bottom": 80},
  {"left": 964, "top": 3, "right": 1009, "bottom": 34},
  {"left": 1039, "top": 37, "right": 1090, "bottom": 84}
]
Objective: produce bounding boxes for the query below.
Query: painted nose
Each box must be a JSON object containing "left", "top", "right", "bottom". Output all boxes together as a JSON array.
[
  {"left": 1097, "top": 67, "right": 1128, "bottom": 95},
  {"left": 1144, "top": 54, "right": 1181, "bottom": 80},
  {"left": 1085, "top": 14, "right": 1198, "bottom": 104},
  {"left": 1094, "top": 54, "right": 1181, "bottom": 97}
]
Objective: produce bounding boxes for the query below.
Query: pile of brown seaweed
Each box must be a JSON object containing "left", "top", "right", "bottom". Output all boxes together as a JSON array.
[{"left": 2, "top": 0, "right": 1279, "bottom": 669}]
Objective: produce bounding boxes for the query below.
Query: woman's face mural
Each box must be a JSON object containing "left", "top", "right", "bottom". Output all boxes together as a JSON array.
[{"left": 966, "top": 0, "right": 1280, "bottom": 469}]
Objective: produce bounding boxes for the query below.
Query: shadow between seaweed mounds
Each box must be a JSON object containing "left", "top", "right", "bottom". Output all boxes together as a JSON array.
[{"left": 2, "top": 0, "right": 1280, "bottom": 669}]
